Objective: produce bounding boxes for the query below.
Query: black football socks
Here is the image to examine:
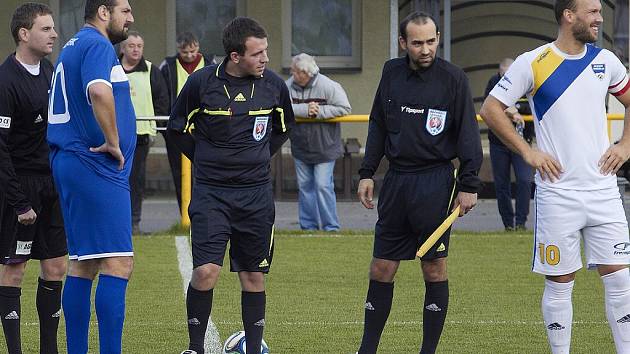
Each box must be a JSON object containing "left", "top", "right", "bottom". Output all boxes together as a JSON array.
[
  {"left": 186, "top": 284, "right": 213, "bottom": 354},
  {"left": 358, "top": 279, "right": 394, "bottom": 354},
  {"left": 420, "top": 280, "right": 449, "bottom": 354}
]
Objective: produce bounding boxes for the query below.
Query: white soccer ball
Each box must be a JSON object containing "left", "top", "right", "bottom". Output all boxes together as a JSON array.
[{"left": 222, "top": 331, "right": 269, "bottom": 354}]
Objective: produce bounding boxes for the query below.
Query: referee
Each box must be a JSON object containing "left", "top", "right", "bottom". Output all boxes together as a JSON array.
[
  {"left": 168, "top": 17, "right": 294, "bottom": 354},
  {"left": 0, "top": 3, "right": 67, "bottom": 353},
  {"left": 356, "top": 12, "right": 482, "bottom": 354}
]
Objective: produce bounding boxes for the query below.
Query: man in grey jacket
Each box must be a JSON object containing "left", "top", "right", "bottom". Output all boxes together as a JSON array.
[{"left": 287, "top": 53, "right": 351, "bottom": 231}]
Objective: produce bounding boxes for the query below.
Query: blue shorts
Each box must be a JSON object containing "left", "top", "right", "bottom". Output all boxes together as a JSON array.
[{"left": 51, "top": 150, "right": 133, "bottom": 260}]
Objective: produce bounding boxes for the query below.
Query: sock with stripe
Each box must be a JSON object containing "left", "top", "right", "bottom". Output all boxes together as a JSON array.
[
  {"left": 242, "top": 291, "right": 266, "bottom": 354},
  {"left": 420, "top": 280, "right": 449, "bottom": 354},
  {"left": 37, "top": 278, "right": 62, "bottom": 354},
  {"left": 63, "top": 276, "right": 93, "bottom": 354},
  {"left": 186, "top": 284, "right": 213, "bottom": 354},
  {"left": 358, "top": 279, "right": 394, "bottom": 354},
  {"left": 95, "top": 274, "right": 128, "bottom": 354},
  {"left": 542, "top": 279, "right": 574, "bottom": 354},
  {"left": 0, "top": 286, "right": 22, "bottom": 353}
]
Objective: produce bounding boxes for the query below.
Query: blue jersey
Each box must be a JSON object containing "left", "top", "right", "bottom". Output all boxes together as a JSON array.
[{"left": 47, "top": 27, "right": 136, "bottom": 188}]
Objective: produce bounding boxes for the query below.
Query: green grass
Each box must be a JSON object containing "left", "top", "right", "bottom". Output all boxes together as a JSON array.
[{"left": 6, "top": 231, "right": 616, "bottom": 353}]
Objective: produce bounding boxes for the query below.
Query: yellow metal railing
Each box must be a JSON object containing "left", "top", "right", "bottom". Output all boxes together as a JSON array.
[{"left": 137, "top": 113, "right": 626, "bottom": 227}]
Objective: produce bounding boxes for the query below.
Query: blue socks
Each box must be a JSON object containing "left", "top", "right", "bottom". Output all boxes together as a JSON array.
[
  {"left": 63, "top": 274, "right": 129, "bottom": 354},
  {"left": 63, "top": 276, "right": 92, "bottom": 354},
  {"left": 95, "top": 274, "right": 128, "bottom": 354}
]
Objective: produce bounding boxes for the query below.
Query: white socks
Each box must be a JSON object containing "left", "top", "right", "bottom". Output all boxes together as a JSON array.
[
  {"left": 542, "top": 279, "right": 574, "bottom": 354},
  {"left": 602, "top": 268, "right": 630, "bottom": 354}
]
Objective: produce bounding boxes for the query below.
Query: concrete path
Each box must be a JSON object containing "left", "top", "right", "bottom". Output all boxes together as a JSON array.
[{"left": 138, "top": 197, "right": 537, "bottom": 234}]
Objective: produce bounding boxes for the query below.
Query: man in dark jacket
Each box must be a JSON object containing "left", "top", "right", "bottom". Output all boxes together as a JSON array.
[
  {"left": 120, "top": 31, "right": 169, "bottom": 234},
  {"left": 287, "top": 53, "right": 351, "bottom": 231},
  {"left": 159, "top": 31, "right": 215, "bottom": 213}
]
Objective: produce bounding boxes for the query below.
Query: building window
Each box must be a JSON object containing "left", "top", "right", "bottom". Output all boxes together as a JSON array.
[
  {"left": 174, "top": 0, "right": 245, "bottom": 58},
  {"left": 282, "top": 0, "right": 362, "bottom": 69}
]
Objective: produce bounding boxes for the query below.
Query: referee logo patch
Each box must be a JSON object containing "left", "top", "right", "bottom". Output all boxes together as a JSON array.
[
  {"left": 15, "top": 241, "right": 32, "bottom": 255},
  {"left": 426, "top": 109, "right": 447, "bottom": 136},
  {"left": 0, "top": 116, "right": 11, "bottom": 129},
  {"left": 253, "top": 116, "right": 269, "bottom": 141}
]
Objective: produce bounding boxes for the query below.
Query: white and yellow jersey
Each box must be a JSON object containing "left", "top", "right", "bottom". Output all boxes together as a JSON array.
[{"left": 490, "top": 43, "right": 630, "bottom": 190}]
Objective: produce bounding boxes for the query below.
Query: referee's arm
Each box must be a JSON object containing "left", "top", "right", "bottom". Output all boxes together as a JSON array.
[{"left": 166, "top": 71, "right": 201, "bottom": 160}]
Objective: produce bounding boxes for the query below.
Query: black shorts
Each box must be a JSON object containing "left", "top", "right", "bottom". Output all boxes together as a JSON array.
[
  {"left": 189, "top": 182, "right": 275, "bottom": 272},
  {"left": 374, "top": 164, "right": 457, "bottom": 261},
  {"left": 0, "top": 175, "right": 68, "bottom": 264}
]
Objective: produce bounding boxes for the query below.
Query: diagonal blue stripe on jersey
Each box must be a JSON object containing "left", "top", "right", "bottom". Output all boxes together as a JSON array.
[{"left": 533, "top": 45, "right": 601, "bottom": 121}]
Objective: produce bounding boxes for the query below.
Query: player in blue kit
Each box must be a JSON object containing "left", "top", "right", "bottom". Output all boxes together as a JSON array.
[{"left": 47, "top": 0, "right": 135, "bottom": 353}]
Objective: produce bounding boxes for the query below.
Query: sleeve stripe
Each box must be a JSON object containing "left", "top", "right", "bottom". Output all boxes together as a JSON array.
[
  {"left": 85, "top": 79, "right": 112, "bottom": 106},
  {"left": 611, "top": 76, "right": 630, "bottom": 97},
  {"left": 609, "top": 75, "right": 629, "bottom": 92},
  {"left": 275, "top": 107, "right": 286, "bottom": 132}
]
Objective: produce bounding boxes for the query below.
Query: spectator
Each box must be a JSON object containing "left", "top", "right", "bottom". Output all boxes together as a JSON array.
[
  {"left": 484, "top": 58, "right": 534, "bottom": 231},
  {"left": 119, "top": 31, "right": 169, "bottom": 234},
  {"left": 287, "top": 53, "right": 351, "bottom": 231},
  {"left": 159, "top": 32, "right": 215, "bottom": 213}
]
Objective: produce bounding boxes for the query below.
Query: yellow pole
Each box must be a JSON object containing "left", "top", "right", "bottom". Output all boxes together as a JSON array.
[{"left": 181, "top": 154, "right": 191, "bottom": 227}]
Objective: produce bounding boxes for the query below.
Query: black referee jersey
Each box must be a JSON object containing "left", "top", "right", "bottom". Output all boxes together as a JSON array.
[
  {"left": 168, "top": 58, "right": 295, "bottom": 187},
  {"left": 0, "top": 54, "right": 54, "bottom": 213},
  {"left": 359, "top": 56, "right": 482, "bottom": 193}
]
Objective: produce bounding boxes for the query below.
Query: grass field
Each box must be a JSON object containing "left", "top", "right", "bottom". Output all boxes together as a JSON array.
[{"left": 5, "top": 230, "right": 617, "bottom": 353}]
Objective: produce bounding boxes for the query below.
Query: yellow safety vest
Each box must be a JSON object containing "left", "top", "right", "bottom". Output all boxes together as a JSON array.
[
  {"left": 176, "top": 56, "right": 205, "bottom": 96},
  {"left": 127, "top": 60, "right": 156, "bottom": 136}
]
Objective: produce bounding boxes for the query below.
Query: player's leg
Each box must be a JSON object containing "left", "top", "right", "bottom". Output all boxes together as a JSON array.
[
  {"left": 33, "top": 179, "right": 68, "bottom": 354},
  {"left": 419, "top": 258, "right": 448, "bottom": 354},
  {"left": 412, "top": 165, "right": 455, "bottom": 354},
  {"left": 582, "top": 187, "right": 630, "bottom": 353},
  {"left": 512, "top": 151, "right": 533, "bottom": 229},
  {"left": 313, "top": 160, "right": 340, "bottom": 231},
  {"left": 358, "top": 171, "right": 409, "bottom": 354},
  {"left": 185, "top": 184, "right": 230, "bottom": 354},
  {"left": 238, "top": 271, "right": 266, "bottom": 354},
  {"left": 489, "top": 142, "right": 515, "bottom": 230},
  {"left": 38, "top": 256, "right": 66, "bottom": 354},
  {"left": 294, "top": 158, "right": 319, "bottom": 230},
  {"left": 534, "top": 188, "right": 584, "bottom": 354},
  {"left": 64, "top": 259, "right": 99, "bottom": 354},
  {"left": 0, "top": 261, "right": 27, "bottom": 354},
  {"left": 231, "top": 183, "right": 275, "bottom": 354},
  {"left": 96, "top": 256, "right": 133, "bottom": 354},
  {"left": 599, "top": 266, "right": 630, "bottom": 354}
]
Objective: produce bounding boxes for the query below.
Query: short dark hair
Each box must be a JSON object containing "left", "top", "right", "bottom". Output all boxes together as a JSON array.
[
  {"left": 554, "top": 0, "right": 578, "bottom": 24},
  {"left": 10, "top": 2, "right": 53, "bottom": 45},
  {"left": 84, "top": 0, "right": 117, "bottom": 22},
  {"left": 176, "top": 31, "right": 198, "bottom": 48},
  {"left": 399, "top": 11, "right": 440, "bottom": 41},
  {"left": 222, "top": 17, "right": 267, "bottom": 56}
]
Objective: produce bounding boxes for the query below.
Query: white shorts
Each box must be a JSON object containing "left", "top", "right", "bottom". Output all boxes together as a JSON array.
[{"left": 532, "top": 186, "right": 630, "bottom": 276}]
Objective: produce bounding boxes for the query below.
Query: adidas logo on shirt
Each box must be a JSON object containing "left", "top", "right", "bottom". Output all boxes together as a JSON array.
[
  {"left": 364, "top": 302, "right": 375, "bottom": 311},
  {"left": 52, "top": 309, "right": 61, "bottom": 318},
  {"left": 234, "top": 93, "right": 246, "bottom": 102},
  {"left": 617, "top": 314, "right": 630, "bottom": 324},
  {"left": 425, "top": 303, "right": 442, "bottom": 312},
  {"left": 4, "top": 311, "right": 19, "bottom": 320},
  {"left": 254, "top": 318, "right": 265, "bottom": 327},
  {"left": 34, "top": 114, "right": 43, "bottom": 123},
  {"left": 187, "top": 317, "right": 200, "bottom": 325},
  {"left": 547, "top": 322, "right": 565, "bottom": 330}
]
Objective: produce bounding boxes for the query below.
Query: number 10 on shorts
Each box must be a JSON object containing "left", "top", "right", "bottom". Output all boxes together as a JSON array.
[{"left": 538, "top": 243, "right": 560, "bottom": 265}]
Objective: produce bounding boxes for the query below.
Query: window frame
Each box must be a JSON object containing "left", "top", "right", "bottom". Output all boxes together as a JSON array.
[{"left": 281, "top": 0, "right": 362, "bottom": 70}]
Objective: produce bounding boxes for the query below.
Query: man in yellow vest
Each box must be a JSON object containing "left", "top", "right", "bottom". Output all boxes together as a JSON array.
[
  {"left": 120, "top": 31, "right": 169, "bottom": 234},
  {"left": 159, "top": 32, "right": 215, "bottom": 213}
]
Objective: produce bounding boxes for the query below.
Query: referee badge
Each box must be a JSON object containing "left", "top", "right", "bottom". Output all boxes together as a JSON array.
[
  {"left": 253, "top": 116, "right": 269, "bottom": 141},
  {"left": 426, "top": 109, "right": 447, "bottom": 136}
]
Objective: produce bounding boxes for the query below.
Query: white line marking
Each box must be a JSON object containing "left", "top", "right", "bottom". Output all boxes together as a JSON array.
[{"left": 176, "top": 236, "right": 222, "bottom": 354}]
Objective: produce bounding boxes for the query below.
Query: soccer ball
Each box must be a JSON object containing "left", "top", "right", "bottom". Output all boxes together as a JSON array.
[{"left": 222, "top": 331, "right": 269, "bottom": 354}]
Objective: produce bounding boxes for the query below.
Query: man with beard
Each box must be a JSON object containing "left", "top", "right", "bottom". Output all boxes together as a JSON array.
[
  {"left": 356, "top": 11, "right": 482, "bottom": 354},
  {"left": 0, "top": 3, "right": 67, "bottom": 353},
  {"left": 47, "top": 0, "right": 135, "bottom": 352},
  {"left": 481, "top": 0, "right": 630, "bottom": 353}
]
